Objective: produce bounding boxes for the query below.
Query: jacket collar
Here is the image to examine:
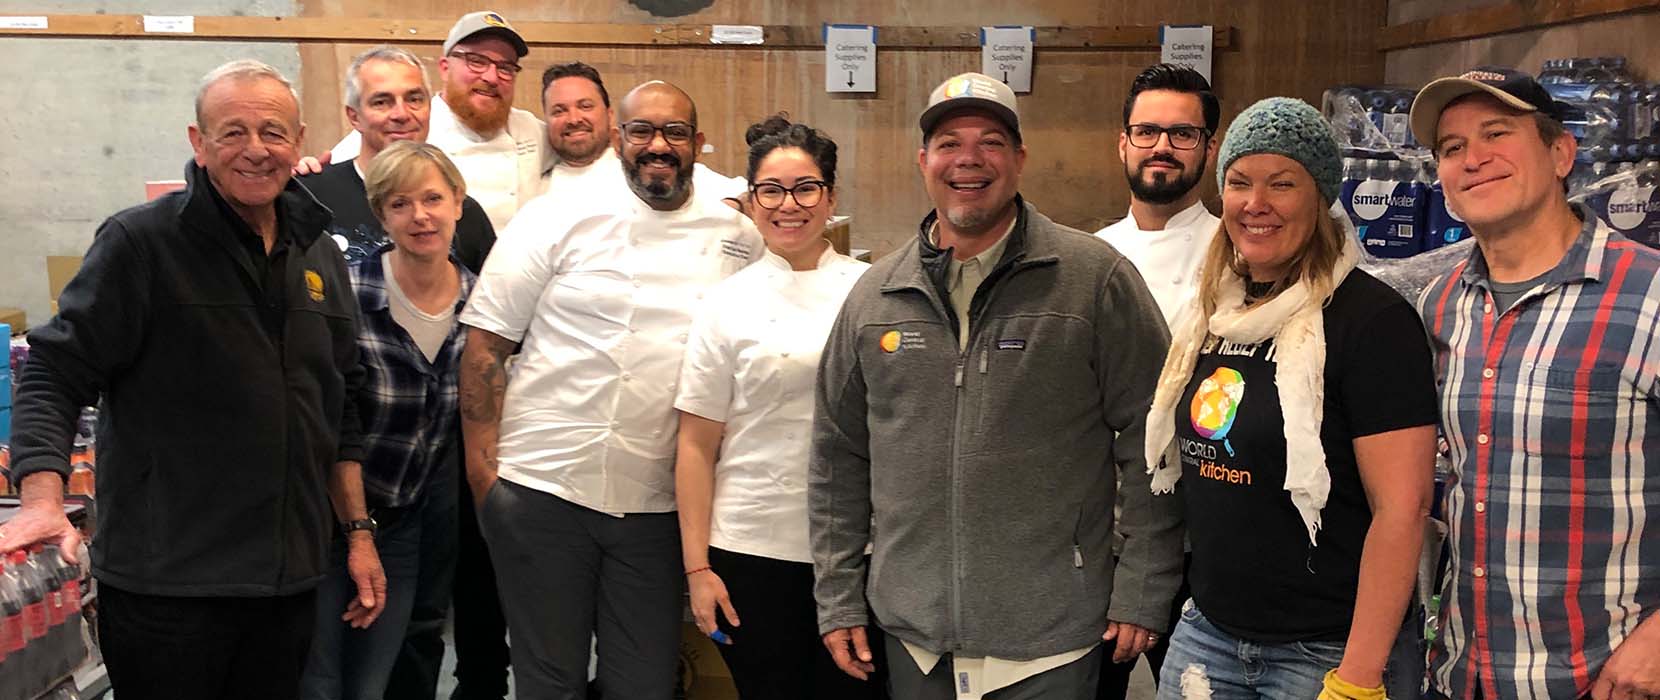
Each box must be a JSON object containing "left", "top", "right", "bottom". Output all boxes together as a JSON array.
[
  {"left": 175, "top": 159, "right": 332, "bottom": 249},
  {"left": 881, "top": 195, "right": 1058, "bottom": 295}
]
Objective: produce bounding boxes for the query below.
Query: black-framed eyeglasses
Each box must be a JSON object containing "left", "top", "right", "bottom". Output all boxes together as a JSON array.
[
  {"left": 1125, "top": 123, "right": 1208, "bottom": 150},
  {"left": 751, "top": 180, "right": 828, "bottom": 210},
  {"left": 448, "top": 50, "right": 521, "bottom": 78},
  {"left": 620, "top": 120, "right": 696, "bottom": 145}
]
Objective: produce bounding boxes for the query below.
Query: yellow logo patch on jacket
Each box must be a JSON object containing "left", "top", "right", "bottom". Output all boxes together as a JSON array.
[{"left": 305, "top": 270, "right": 325, "bottom": 301}]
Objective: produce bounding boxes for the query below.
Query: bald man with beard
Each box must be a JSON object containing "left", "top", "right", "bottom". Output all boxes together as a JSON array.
[{"left": 458, "top": 81, "right": 762, "bottom": 700}]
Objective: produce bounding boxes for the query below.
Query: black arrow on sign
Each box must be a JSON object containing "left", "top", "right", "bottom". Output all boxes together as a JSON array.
[
  {"left": 847, "top": 70, "right": 856, "bottom": 87},
  {"left": 1002, "top": 71, "right": 1009, "bottom": 83}
]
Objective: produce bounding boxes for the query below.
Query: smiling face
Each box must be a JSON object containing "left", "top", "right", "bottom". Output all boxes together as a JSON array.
[
  {"left": 1221, "top": 153, "right": 1323, "bottom": 282},
  {"left": 1434, "top": 94, "right": 1575, "bottom": 235},
  {"left": 438, "top": 36, "right": 517, "bottom": 134},
  {"left": 918, "top": 109, "right": 1025, "bottom": 236},
  {"left": 188, "top": 75, "right": 303, "bottom": 222},
  {"left": 616, "top": 84, "right": 702, "bottom": 210},
  {"left": 544, "top": 75, "right": 612, "bottom": 166},
  {"left": 377, "top": 163, "right": 462, "bottom": 263},
  {"left": 749, "top": 146, "right": 835, "bottom": 265},
  {"left": 347, "top": 58, "right": 431, "bottom": 158}
]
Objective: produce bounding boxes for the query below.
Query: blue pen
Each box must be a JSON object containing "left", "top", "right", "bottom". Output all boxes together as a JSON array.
[{"left": 709, "top": 629, "right": 733, "bottom": 645}]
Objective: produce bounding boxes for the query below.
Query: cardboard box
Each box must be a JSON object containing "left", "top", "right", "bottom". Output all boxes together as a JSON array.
[
  {"left": 47, "top": 256, "right": 83, "bottom": 311},
  {"left": 0, "top": 308, "right": 24, "bottom": 335},
  {"left": 679, "top": 623, "right": 738, "bottom": 700},
  {"left": 827, "top": 215, "right": 853, "bottom": 255}
]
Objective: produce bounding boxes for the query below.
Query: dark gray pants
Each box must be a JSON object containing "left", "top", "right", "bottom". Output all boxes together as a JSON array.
[
  {"left": 885, "top": 636, "right": 1103, "bottom": 700},
  {"left": 477, "top": 479, "right": 683, "bottom": 700}
]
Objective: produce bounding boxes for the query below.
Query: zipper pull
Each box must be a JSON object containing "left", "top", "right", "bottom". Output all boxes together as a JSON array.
[
  {"left": 954, "top": 361, "right": 965, "bottom": 387},
  {"left": 979, "top": 345, "right": 989, "bottom": 374},
  {"left": 1073, "top": 545, "right": 1083, "bottom": 568}
]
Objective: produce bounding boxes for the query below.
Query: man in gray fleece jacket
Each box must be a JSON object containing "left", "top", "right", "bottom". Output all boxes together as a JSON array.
[{"left": 810, "top": 72, "right": 1185, "bottom": 699}]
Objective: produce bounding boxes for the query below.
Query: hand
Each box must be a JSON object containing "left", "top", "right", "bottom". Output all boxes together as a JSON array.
[
  {"left": 341, "top": 533, "right": 386, "bottom": 629},
  {"left": 1317, "top": 668, "right": 1387, "bottom": 700},
  {"left": 822, "top": 625, "right": 877, "bottom": 680},
  {"left": 1, "top": 474, "right": 81, "bottom": 559},
  {"left": 687, "top": 568, "right": 739, "bottom": 643},
  {"left": 1592, "top": 616, "right": 1660, "bottom": 700},
  {"left": 468, "top": 471, "right": 499, "bottom": 509},
  {"left": 1102, "top": 620, "right": 1155, "bottom": 663},
  {"left": 291, "top": 151, "right": 331, "bottom": 177}
]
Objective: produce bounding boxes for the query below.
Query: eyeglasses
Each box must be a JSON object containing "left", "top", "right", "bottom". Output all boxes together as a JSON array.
[
  {"left": 621, "top": 121, "right": 696, "bottom": 145},
  {"left": 751, "top": 180, "right": 828, "bottom": 210},
  {"left": 448, "top": 50, "right": 521, "bottom": 79},
  {"left": 1125, "top": 123, "right": 1208, "bottom": 150}
]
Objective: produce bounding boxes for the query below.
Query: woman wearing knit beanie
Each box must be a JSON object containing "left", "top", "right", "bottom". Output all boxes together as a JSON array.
[{"left": 1143, "top": 97, "right": 1438, "bottom": 700}]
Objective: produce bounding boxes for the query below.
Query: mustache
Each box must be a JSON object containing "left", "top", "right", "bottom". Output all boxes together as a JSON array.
[
  {"left": 636, "top": 152, "right": 681, "bottom": 169},
  {"left": 1140, "top": 156, "right": 1183, "bottom": 170}
]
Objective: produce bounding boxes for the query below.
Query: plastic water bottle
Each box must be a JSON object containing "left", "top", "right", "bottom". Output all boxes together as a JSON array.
[{"left": 0, "top": 323, "right": 11, "bottom": 446}]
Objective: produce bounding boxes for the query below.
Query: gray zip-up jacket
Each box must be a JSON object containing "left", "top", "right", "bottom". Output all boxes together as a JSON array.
[{"left": 810, "top": 198, "right": 1184, "bottom": 660}]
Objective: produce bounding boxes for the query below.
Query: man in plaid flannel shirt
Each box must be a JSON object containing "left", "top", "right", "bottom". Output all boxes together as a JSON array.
[{"left": 1409, "top": 67, "right": 1660, "bottom": 700}]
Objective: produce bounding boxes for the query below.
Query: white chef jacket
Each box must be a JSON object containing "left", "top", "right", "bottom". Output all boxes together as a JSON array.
[
  {"left": 1093, "top": 200, "right": 1219, "bottom": 326},
  {"left": 332, "top": 98, "right": 547, "bottom": 233},
  {"left": 674, "top": 244, "right": 867, "bottom": 563},
  {"left": 540, "top": 148, "right": 749, "bottom": 206},
  {"left": 458, "top": 186, "right": 764, "bottom": 515}
]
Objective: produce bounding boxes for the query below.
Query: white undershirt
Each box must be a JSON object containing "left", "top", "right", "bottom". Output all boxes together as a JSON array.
[{"left": 383, "top": 255, "right": 458, "bottom": 363}]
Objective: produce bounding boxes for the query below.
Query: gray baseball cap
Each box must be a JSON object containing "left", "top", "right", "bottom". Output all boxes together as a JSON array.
[
  {"left": 443, "top": 11, "right": 529, "bottom": 58},
  {"left": 919, "top": 72, "right": 1020, "bottom": 139}
]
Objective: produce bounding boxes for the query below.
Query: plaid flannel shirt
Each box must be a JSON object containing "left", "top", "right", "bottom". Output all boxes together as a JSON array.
[
  {"left": 1417, "top": 210, "right": 1660, "bottom": 699},
  {"left": 349, "top": 246, "right": 476, "bottom": 509}
]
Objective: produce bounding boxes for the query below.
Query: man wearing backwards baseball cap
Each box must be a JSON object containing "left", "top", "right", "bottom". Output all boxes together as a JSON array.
[
  {"left": 810, "top": 71, "right": 1181, "bottom": 699},
  {"left": 1410, "top": 67, "right": 1660, "bottom": 700},
  {"left": 332, "top": 11, "right": 545, "bottom": 235}
]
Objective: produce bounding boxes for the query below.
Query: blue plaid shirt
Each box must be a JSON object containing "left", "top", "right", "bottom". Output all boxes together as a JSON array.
[
  {"left": 1417, "top": 209, "right": 1660, "bottom": 700},
  {"left": 349, "top": 246, "right": 476, "bottom": 509}
]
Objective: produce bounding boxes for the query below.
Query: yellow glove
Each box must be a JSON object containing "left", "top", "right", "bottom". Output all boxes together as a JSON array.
[{"left": 1317, "top": 669, "right": 1387, "bottom": 700}]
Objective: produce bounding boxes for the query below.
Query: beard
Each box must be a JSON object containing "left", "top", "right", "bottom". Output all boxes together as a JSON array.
[
  {"left": 944, "top": 204, "right": 997, "bottom": 232},
  {"left": 444, "top": 82, "right": 511, "bottom": 135},
  {"left": 623, "top": 151, "right": 694, "bottom": 205},
  {"left": 1127, "top": 153, "right": 1206, "bottom": 205}
]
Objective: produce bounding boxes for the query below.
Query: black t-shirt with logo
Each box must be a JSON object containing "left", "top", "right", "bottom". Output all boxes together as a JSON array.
[{"left": 1173, "top": 269, "right": 1437, "bottom": 642}]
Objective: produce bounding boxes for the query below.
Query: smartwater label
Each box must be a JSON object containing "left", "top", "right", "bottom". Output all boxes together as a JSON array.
[{"left": 1343, "top": 177, "right": 1424, "bottom": 258}]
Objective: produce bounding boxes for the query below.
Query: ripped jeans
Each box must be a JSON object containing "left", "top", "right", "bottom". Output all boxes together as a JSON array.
[{"left": 1155, "top": 599, "right": 1425, "bottom": 700}]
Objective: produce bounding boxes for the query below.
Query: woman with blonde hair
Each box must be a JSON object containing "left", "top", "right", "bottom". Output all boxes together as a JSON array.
[
  {"left": 302, "top": 140, "right": 476, "bottom": 699},
  {"left": 1145, "top": 97, "right": 1436, "bottom": 700}
]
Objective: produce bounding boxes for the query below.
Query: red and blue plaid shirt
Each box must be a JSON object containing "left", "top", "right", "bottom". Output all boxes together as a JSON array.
[{"left": 1417, "top": 209, "right": 1660, "bottom": 700}]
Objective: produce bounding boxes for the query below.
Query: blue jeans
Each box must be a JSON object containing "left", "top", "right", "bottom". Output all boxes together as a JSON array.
[
  {"left": 1156, "top": 600, "right": 1425, "bottom": 700},
  {"left": 299, "top": 502, "right": 424, "bottom": 700}
]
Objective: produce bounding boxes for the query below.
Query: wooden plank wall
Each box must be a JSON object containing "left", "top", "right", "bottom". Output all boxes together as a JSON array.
[
  {"left": 1386, "top": 0, "right": 1660, "bottom": 90},
  {"left": 298, "top": 0, "right": 1386, "bottom": 256}
]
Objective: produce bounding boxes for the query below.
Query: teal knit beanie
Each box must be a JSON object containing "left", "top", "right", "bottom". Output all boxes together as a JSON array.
[{"left": 1216, "top": 97, "right": 1342, "bottom": 203}]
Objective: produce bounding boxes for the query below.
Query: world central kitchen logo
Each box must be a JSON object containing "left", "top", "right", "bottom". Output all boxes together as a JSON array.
[{"left": 1350, "top": 179, "right": 1418, "bottom": 221}]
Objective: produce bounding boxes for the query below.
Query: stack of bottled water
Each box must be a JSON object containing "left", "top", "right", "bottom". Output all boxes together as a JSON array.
[
  {"left": 1324, "top": 86, "right": 1458, "bottom": 257},
  {"left": 1545, "top": 56, "right": 1660, "bottom": 247}
]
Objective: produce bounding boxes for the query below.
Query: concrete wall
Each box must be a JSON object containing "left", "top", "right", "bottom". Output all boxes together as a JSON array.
[{"left": 0, "top": 0, "right": 298, "bottom": 328}]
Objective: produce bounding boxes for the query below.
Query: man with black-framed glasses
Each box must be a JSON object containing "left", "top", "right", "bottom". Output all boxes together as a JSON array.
[
  {"left": 458, "top": 80, "right": 763, "bottom": 700},
  {"left": 330, "top": 11, "right": 545, "bottom": 236},
  {"left": 1094, "top": 63, "right": 1221, "bottom": 328},
  {"left": 1091, "top": 63, "right": 1219, "bottom": 700}
]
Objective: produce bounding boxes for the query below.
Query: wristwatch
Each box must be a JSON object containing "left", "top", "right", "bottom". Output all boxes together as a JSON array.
[{"left": 341, "top": 517, "right": 377, "bottom": 536}]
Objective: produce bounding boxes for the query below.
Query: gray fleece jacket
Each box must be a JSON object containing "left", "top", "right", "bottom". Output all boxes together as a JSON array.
[{"left": 809, "top": 198, "right": 1184, "bottom": 660}]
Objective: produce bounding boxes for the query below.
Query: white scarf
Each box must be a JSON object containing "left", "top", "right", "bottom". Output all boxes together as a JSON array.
[{"left": 1146, "top": 227, "right": 1360, "bottom": 546}]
